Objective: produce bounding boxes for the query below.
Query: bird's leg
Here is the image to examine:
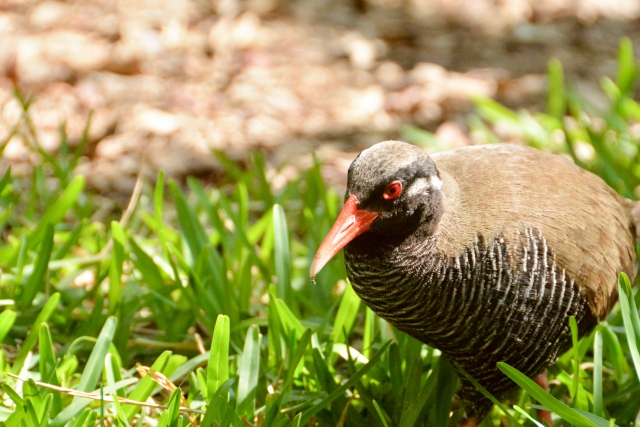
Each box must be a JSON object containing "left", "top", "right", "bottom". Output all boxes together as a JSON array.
[
  {"left": 534, "top": 371, "right": 553, "bottom": 426},
  {"left": 457, "top": 418, "right": 477, "bottom": 427}
]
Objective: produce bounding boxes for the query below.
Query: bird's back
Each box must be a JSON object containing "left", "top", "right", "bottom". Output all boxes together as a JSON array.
[{"left": 432, "top": 144, "right": 637, "bottom": 319}]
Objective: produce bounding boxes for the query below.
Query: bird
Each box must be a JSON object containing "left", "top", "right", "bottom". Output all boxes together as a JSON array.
[{"left": 310, "top": 140, "right": 639, "bottom": 426}]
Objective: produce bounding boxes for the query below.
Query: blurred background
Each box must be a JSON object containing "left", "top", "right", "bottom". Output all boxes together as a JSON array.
[{"left": 1, "top": 0, "right": 640, "bottom": 197}]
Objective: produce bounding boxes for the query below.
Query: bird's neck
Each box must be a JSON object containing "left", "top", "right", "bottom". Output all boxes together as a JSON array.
[
  {"left": 344, "top": 227, "right": 448, "bottom": 341},
  {"left": 346, "top": 229, "right": 499, "bottom": 350}
]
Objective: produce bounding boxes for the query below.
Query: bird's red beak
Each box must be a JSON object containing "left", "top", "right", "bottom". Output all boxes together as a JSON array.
[{"left": 310, "top": 195, "right": 379, "bottom": 279}]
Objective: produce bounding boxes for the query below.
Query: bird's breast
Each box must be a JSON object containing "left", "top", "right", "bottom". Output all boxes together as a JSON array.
[{"left": 345, "top": 227, "right": 596, "bottom": 399}]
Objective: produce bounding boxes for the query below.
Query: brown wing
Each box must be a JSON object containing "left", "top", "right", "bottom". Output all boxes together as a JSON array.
[{"left": 432, "top": 144, "right": 637, "bottom": 319}]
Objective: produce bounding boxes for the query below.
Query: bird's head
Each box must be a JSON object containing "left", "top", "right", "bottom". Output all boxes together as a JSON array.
[{"left": 310, "top": 140, "right": 444, "bottom": 278}]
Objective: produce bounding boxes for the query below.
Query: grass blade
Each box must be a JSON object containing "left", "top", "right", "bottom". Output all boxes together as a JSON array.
[
  {"left": 569, "top": 316, "right": 589, "bottom": 409},
  {"left": 0, "top": 166, "right": 12, "bottom": 195},
  {"left": 264, "top": 329, "right": 312, "bottom": 426},
  {"left": 157, "top": 388, "right": 181, "bottom": 427},
  {"left": 373, "top": 399, "right": 390, "bottom": 427},
  {"left": 39, "top": 323, "right": 61, "bottom": 414},
  {"left": 169, "top": 180, "right": 207, "bottom": 259},
  {"left": 332, "top": 281, "right": 361, "bottom": 345},
  {"left": 108, "top": 222, "right": 125, "bottom": 314},
  {"left": 207, "top": 314, "right": 230, "bottom": 399},
  {"left": 617, "top": 272, "right": 640, "bottom": 379},
  {"left": 270, "top": 285, "right": 305, "bottom": 341},
  {"left": 21, "top": 223, "right": 54, "bottom": 307},
  {"left": 129, "top": 238, "right": 166, "bottom": 293},
  {"left": 425, "top": 355, "right": 458, "bottom": 426},
  {"left": 362, "top": 307, "right": 375, "bottom": 360},
  {"left": 12, "top": 293, "right": 60, "bottom": 374},
  {"left": 50, "top": 316, "right": 118, "bottom": 426},
  {"left": 454, "top": 361, "right": 520, "bottom": 425},
  {"left": 617, "top": 37, "right": 636, "bottom": 96},
  {"left": 497, "top": 362, "right": 601, "bottom": 427},
  {"left": 201, "top": 392, "right": 244, "bottom": 427},
  {"left": 28, "top": 175, "right": 85, "bottom": 249},
  {"left": 0, "top": 310, "right": 17, "bottom": 344},
  {"left": 597, "top": 325, "right": 630, "bottom": 382},
  {"left": 547, "top": 58, "right": 566, "bottom": 120},
  {"left": 237, "top": 324, "right": 261, "bottom": 417},
  {"left": 514, "top": 405, "right": 544, "bottom": 427},
  {"left": 299, "top": 340, "right": 391, "bottom": 425},
  {"left": 273, "top": 204, "right": 292, "bottom": 306},
  {"left": 593, "top": 330, "right": 603, "bottom": 418},
  {"left": 124, "top": 350, "right": 172, "bottom": 419}
]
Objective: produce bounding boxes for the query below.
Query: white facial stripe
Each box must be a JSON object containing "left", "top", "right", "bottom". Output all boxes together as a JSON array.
[
  {"left": 407, "top": 178, "right": 430, "bottom": 196},
  {"left": 430, "top": 175, "right": 443, "bottom": 190},
  {"left": 406, "top": 176, "right": 442, "bottom": 197}
]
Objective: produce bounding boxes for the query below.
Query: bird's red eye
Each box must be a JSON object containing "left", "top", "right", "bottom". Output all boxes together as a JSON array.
[{"left": 383, "top": 181, "right": 403, "bottom": 200}]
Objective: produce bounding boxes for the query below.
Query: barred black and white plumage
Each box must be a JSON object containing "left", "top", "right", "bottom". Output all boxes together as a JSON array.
[
  {"left": 346, "top": 227, "right": 596, "bottom": 421},
  {"left": 311, "top": 140, "right": 639, "bottom": 426}
]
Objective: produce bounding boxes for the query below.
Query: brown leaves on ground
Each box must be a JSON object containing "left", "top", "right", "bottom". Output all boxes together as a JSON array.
[{"left": 0, "top": 0, "right": 638, "bottom": 196}]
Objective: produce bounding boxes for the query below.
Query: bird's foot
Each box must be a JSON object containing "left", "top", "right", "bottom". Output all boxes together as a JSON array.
[{"left": 535, "top": 372, "right": 554, "bottom": 426}]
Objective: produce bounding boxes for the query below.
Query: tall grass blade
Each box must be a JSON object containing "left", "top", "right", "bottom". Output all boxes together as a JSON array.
[
  {"left": 109, "top": 222, "right": 125, "bottom": 314},
  {"left": 362, "top": 307, "right": 375, "bottom": 360},
  {"left": 497, "top": 362, "right": 605, "bottom": 427},
  {"left": 201, "top": 393, "right": 244, "bottom": 427},
  {"left": 12, "top": 293, "right": 60, "bottom": 374},
  {"left": 618, "top": 272, "right": 640, "bottom": 379},
  {"left": 166, "top": 353, "right": 210, "bottom": 386},
  {"left": 157, "top": 388, "right": 181, "bottom": 427},
  {"left": 50, "top": 316, "right": 117, "bottom": 427},
  {"left": 154, "top": 171, "right": 166, "bottom": 229},
  {"left": 271, "top": 288, "right": 305, "bottom": 340},
  {"left": 454, "top": 361, "right": 520, "bottom": 425},
  {"left": 25, "top": 399, "right": 42, "bottom": 427},
  {"left": 300, "top": 341, "right": 391, "bottom": 425},
  {"left": 207, "top": 314, "right": 230, "bottom": 399},
  {"left": 169, "top": 181, "right": 207, "bottom": 259},
  {"left": 398, "top": 357, "right": 423, "bottom": 427},
  {"left": 129, "top": 238, "right": 165, "bottom": 293},
  {"left": 373, "top": 399, "right": 390, "bottom": 427},
  {"left": 123, "top": 351, "right": 171, "bottom": 420},
  {"left": 52, "top": 218, "right": 86, "bottom": 260},
  {"left": 39, "top": 323, "right": 61, "bottom": 416},
  {"left": 21, "top": 223, "right": 54, "bottom": 307},
  {"left": 193, "top": 246, "right": 229, "bottom": 326},
  {"left": 332, "top": 281, "right": 361, "bottom": 345},
  {"left": 593, "top": 330, "right": 603, "bottom": 418},
  {"left": 273, "top": 204, "right": 292, "bottom": 306},
  {"left": 569, "top": 316, "right": 589, "bottom": 409},
  {"left": 237, "top": 325, "right": 261, "bottom": 417},
  {"left": 0, "top": 166, "right": 11, "bottom": 194},
  {"left": 617, "top": 37, "right": 636, "bottom": 96},
  {"left": 28, "top": 175, "right": 85, "bottom": 249},
  {"left": 514, "top": 405, "right": 544, "bottom": 427},
  {"left": 597, "top": 325, "right": 630, "bottom": 382},
  {"left": 426, "top": 355, "right": 458, "bottom": 426},
  {"left": 267, "top": 292, "right": 284, "bottom": 367},
  {"left": 0, "top": 310, "right": 17, "bottom": 344},
  {"left": 547, "top": 58, "right": 566, "bottom": 120},
  {"left": 263, "top": 329, "right": 312, "bottom": 426}
]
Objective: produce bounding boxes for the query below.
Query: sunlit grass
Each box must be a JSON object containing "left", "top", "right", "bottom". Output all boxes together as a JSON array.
[{"left": 0, "top": 38, "right": 639, "bottom": 426}]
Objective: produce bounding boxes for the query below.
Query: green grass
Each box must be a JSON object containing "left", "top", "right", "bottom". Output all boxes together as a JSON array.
[{"left": 0, "top": 38, "right": 640, "bottom": 427}]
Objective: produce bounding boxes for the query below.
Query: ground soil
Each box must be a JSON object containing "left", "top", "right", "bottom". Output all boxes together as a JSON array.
[{"left": 2, "top": 0, "right": 640, "bottom": 198}]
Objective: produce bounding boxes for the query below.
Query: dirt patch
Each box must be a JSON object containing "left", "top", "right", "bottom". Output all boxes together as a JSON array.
[{"left": 1, "top": 0, "right": 638, "bottom": 195}]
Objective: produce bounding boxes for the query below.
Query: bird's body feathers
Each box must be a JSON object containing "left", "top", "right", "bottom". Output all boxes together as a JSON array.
[
  {"left": 312, "top": 141, "right": 638, "bottom": 423},
  {"left": 433, "top": 144, "right": 636, "bottom": 319}
]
